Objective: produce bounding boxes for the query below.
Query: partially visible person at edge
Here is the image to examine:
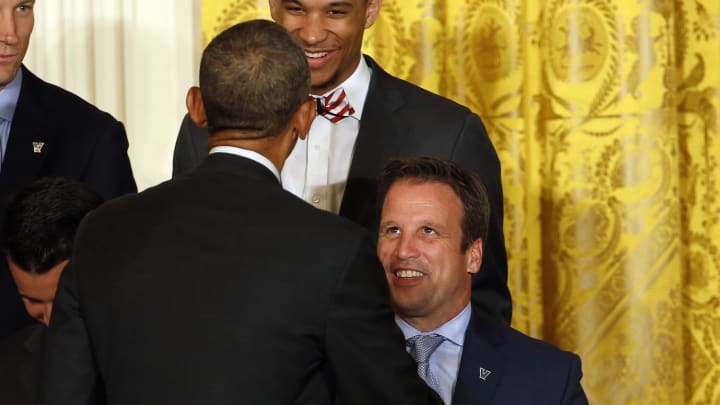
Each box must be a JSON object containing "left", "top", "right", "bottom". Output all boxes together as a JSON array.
[
  {"left": 0, "top": 0, "right": 137, "bottom": 339},
  {"left": 0, "top": 177, "right": 103, "bottom": 405},
  {"left": 377, "top": 157, "right": 589, "bottom": 405},
  {"left": 40, "top": 20, "right": 442, "bottom": 405},
  {"left": 172, "top": 0, "right": 511, "bottom": 324}
]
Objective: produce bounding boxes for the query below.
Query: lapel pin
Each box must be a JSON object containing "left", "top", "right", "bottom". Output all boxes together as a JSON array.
[
  {"left": 32, "top": 142, "right": 44, "bottom": 153},
  {"left": 479, "top": 367, "right": 492, "bottom": 380}
]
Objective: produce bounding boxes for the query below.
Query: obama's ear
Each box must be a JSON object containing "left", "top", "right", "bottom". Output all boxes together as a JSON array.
[{"left": 186, "top": 86, "right": 208, "bottom": 128}]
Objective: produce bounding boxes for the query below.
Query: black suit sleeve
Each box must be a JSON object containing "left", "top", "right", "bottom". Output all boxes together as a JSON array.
[
  {"left": 561, "top": 354, "right": 589, "bottom": 405},
  {"left": 172, "top": 114, "right": 208, "bottom": 178},
  {"left": 0, "top": 265, "right": 33, "bottom": 338},
  {"left": 40, "top": 259, "right": 100, "bottom": 405},
  {"left": 452, "top": 112, "right": 512, "bottom": 323},
  {"left": 325, "top": 232, "right": 442, "bottom": 405},
  {"left": 83, "top": 119, "right": 137, "bottom": 199}
]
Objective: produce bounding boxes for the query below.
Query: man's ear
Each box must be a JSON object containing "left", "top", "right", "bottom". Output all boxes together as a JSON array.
[
  {"left": 365, "top": 0, "right": 382, "bottom": 28},
  {"left": 269, "top": 0, "right": 279, "bottom": 22},
  {"left": 466, "top": 239, "right": 483, "bottom": 275},
  {"left": 186, "top": 86, "right": 208, "bottom": 128},
  {"left": 293, "top": 98, "right": 317, "bottom": 141}
]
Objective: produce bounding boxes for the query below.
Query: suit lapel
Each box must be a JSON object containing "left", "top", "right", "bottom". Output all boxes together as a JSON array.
[
  {"left": 0, "top": 67, "right": 55, "bottom": 192},
  {"left": 452, "top": 310, "right": 507, "bottom": 405},
  {"left": 339, "top": 56, "right": 404, "bottom": 228}
]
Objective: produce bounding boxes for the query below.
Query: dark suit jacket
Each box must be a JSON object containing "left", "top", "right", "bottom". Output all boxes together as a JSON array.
[
  {"left": 173, "top": 56, "right": 511, "bottom": 323},
  {"left": 0, "top": 322, "right": 45, "bottom": 405},
  {"left": 0, "top": 66, "right": 137, "bottom": 339},
  {"left": 40, "top": 153, "right": 441, "bottom": 405},
  {"left": 452, "top": 309, "right": 588, "bottom": 405}
]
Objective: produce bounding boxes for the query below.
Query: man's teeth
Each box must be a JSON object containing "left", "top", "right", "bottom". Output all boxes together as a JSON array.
[
  {"left": 305, "top": 51, "right": 328, "bottom": 59},
  {"left": 396, "top": 270, "right": 423, "bottom": 278}
]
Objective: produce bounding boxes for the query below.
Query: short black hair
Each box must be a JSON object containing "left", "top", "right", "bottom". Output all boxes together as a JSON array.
[
  {"left": 2, "top": 177, "right": 103, "bottom": 274},
  {"left": 200, "top": 19, "right": 310, "bottom": 138},
  {"left": 377, "top": 157, "right": 490, "bottom": 251}
]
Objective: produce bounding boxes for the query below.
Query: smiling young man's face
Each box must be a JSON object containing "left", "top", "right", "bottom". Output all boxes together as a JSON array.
[
  {"left": 269, "top": 0, "right": 380, "bottom": 95},
  {"left": 0, "top": 0, "right": 34, "bottom": 89}
]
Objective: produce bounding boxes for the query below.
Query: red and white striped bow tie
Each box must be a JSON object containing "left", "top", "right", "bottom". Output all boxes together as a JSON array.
[{"left": 315, "top": 88, "right": 356, "bottom": 123}]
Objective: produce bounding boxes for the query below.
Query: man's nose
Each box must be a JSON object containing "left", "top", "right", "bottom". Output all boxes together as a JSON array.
[
  {"left": 296, "top": 16, "right": 328, "bottom": 46},
  {"left": 394, "top": 234, "right": 419, "bottom": 259},
  {"left": 40, "top": 302, "right": 53, "bottom": 327},
  {"left": 0, "top": 14, "right": 18, "bottom": 45},
  {"left": 25, "top": 302, "right": 43, "bottom": 323}
]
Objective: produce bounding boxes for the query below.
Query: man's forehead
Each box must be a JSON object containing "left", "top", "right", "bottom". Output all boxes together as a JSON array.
[
  {"left": 390, "top": 178, "right": 456, "bottom": 196},
  {"left": 386, "top": 180, "right": 461, "bottom": 209},
  {"left": 275, "top": 0, "right": 363, "bottom": 7},
  {"left": 9, "top": 270, "right": 59, "bottom": 300}
]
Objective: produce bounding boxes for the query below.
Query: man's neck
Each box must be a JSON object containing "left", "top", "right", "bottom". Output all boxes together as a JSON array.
[
  {"left": 402, "top": 305, "right": 470, "bottom": 333},
  {"left": 208, "top": 135, "right": 289, "bottom": 174},
  {"left": 310, "top": 54, "right": 364, "bottom": 97},
  {"left": 395, "top": 304, "right": 472, "bottom": 347}
]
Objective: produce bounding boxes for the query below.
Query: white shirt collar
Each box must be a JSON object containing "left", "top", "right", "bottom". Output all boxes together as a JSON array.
[
  {"left": 208, "top": 145, "right": 280, "bottom": 182},
  {"left": 395, "top": 304, "right": 472, "bottom": 346},
  {"left": 318, "top": 55, "right": 371, "bottom": 120}
]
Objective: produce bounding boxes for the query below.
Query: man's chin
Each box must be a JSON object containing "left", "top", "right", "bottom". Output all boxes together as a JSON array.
[
  {"left": 391, "top": 298, "right": 428, "bottom": 319},
  {"left": 0, "top": 69, "right": 19, "bottom": 89},
  {"left": 310, "top": 73, "right": 341, "bottom": 96}
]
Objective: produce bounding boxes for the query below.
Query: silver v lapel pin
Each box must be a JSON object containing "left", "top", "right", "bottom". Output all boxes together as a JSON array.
[
  {"left": 479, "top": 367, "right": 492, "bottom": 380},
  {"left": 32, "top": 142, "right": 44, "bottom": 153}
]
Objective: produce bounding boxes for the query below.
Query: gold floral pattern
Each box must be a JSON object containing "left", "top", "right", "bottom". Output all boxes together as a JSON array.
[{"left": 202, "top": 1, "right": 720, "bottom": 403}]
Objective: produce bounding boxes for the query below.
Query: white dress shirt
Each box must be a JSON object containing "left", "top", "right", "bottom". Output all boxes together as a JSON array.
[
  {"left": 395, "top": 304, "right": 472, "bottom": 405},
  {"left": 209, "top": 146, "right": 280, "bottom": 182},
  {"left": 281, "top": 57, "right": 372, "bottom": 213}
]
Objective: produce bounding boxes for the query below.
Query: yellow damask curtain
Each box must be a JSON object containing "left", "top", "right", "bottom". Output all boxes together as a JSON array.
[{"left": 202, "top": 1, "right": 720, "bottom": 403}]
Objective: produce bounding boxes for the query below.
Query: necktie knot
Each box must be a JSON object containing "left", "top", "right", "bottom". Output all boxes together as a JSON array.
[
  {"left": 407, "top": 333, "right": 446, "bottom": 364},
  {"left": 315, "top": 88, "right": 355, "bottom": 123}
]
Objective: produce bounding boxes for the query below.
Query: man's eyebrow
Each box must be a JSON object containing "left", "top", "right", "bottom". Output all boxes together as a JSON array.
[
  {"left": 280, "top": 0, "right": 353, "bottom": 6},
  {"left": 19, "top": 293, "right": 45, "bottom": 303},
  {"left": 419, "top": 220, "right": 450, "bottom": 233}
]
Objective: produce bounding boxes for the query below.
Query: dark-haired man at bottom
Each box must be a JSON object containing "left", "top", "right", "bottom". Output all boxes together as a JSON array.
[
  {"left": 377, "top": 157, "right": 588, "bottom": 405},
  {"left": 0, "top": 177, "right": 103, "bottom": 405},
  {"left": 41, "top": 20, "right": 440, "bottom": 405}
]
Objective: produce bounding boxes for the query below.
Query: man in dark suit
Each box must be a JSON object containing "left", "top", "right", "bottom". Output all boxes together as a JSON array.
[
  {"left": 41, "top": 20, "right": 442, "bottom": 405},
  {"left": 173, "top": 0, "right": 511, "bottom": 324},
  {"left": 376, "top": 157, "right": 588, "bottom": 405},
  {"left": 0, "top": 0, "right": 137, "bottom": 339},
  {"left": 1, "top": 177, "right": 103, "bottom": 405}
]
